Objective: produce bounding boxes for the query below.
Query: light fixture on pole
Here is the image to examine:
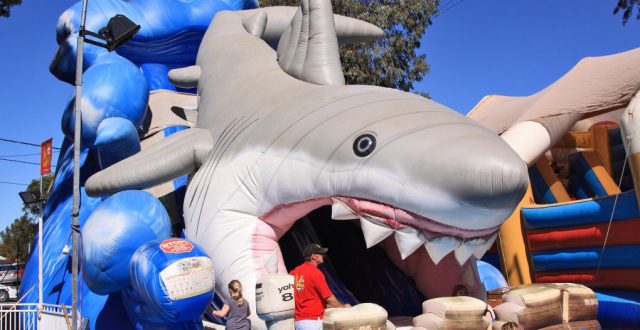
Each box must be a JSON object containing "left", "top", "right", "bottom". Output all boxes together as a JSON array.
[
  {"left": 72, "top": 2, "right": 140, "bottom": 328},
  {"left": 18, "top": 191, "right": 38, "bottom": 205},
  {"left": 82, "top": 14, "right": 141, "bottom": 52},
  {"left": 18, "top": 190, "right": 44, "bottom": 329}
]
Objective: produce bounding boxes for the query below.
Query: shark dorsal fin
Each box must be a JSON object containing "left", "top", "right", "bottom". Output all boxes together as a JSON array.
[
  {"left": 243, "top": 10, "right": 268, "bottom": 38},
  {"left": 277, "top": 0, "right": 345, "bottom": 86}
]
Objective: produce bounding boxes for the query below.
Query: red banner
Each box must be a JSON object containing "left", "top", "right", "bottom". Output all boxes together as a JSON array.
[{"left": 40, "top": 138, "right": 52, "bottom": 176}]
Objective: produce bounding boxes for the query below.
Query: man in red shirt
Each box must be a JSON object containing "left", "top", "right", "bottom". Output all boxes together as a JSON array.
[{"left": 290, "top": 243, "right": 351, "bottom": 330}]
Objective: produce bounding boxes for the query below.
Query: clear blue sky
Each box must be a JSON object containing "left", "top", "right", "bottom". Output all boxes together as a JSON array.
[{"left": 0, "top": 0, "right": 639, "bottom": 232}]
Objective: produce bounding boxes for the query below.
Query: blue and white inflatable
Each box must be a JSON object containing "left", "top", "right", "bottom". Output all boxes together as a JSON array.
[
  {"left": 126, "top": 238, "right": 214, "bottom": 329},
  {"left": 19, "top": 0, "right": 256, "bottom": 329},
  {"left": 81, "top": 190, "right": 172, "bottom": 294}
]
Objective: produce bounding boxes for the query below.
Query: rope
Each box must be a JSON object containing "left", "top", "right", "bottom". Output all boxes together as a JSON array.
[{"left": 594, "top": 133, "right": 632, "bottom": 280}]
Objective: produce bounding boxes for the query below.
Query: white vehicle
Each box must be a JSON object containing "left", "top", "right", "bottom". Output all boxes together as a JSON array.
[{"left": 0, "top": 284, "right": 18, "bottom": 302}]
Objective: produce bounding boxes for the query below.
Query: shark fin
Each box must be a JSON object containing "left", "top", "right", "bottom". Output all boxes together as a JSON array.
[
  {"left": 243, "top": 10, "right": 268, "bottom": 38},
  {"left": 240, "top": 7, "right": 383, "bottom": 49},
  {"left": 278, "top": 0, "right": 345, "bottom": 85},
  {"left": 168, "top": 65, "right": 201, "bottom": 89},
  {"left": 85, "top": 128, "right": 213, "bottom": 196}
]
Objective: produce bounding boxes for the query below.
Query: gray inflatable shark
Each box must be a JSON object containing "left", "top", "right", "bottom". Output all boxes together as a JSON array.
[{"left": 87, "top": 0, "right": 528, "bottom": 327}]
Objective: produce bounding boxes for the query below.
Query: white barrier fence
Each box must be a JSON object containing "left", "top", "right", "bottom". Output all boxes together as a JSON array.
[{"left": 0, "top": 303, "right": 75, "bottom": 329}]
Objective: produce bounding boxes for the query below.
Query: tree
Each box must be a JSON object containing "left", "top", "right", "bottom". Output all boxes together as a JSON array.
[
  {"left": 614, "top": 0, "right": 640, "bottom": 24},
  {"left": 0, "top": 215, "right": 36, "bottom": 263},
  {"left": 259, "top": 0, "right": 439, "bottom": 94},
  {"left": 0, "top": 0, "right": 22, "bottom": 18},
  {"left": 0, "top": 176, "right": 52, "bottom": 263}
]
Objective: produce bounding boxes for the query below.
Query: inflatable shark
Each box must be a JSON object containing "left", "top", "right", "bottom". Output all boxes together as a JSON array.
[{"left": 86, "top": 0, "right": 528, "bottom": 327}]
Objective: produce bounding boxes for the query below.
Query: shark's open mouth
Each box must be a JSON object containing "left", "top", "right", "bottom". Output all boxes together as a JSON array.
[{"left": 258, "top": 196, "right": 497, "bottom": 313}]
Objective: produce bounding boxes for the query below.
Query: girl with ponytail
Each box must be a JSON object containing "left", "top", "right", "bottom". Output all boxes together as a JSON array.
[{"left": 211, "top": 280, "right": 251, "bottom": 330}]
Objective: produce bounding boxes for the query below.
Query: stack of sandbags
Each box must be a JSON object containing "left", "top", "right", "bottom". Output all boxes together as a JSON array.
[
  {"left": 493, "top": 283, "right": 600, "bottom": 330},
  {"left": 538, "top": 283, "right": 598, "bottom": 324},
  {"left": 412, "top": 296, "right": 490, "bottom": 329},
  {"left": 493, "top": 284, "right": 564, "bottom": 329},
  {"left": 323, "top": 303, "right": 388, "bottom": 330}
]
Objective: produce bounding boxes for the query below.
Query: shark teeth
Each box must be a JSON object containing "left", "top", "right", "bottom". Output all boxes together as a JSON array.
[
  {"left": 394, "top": 227, "right": 425, "bottom": 260},
  {"left": 331, "top": 199, "right": 359, "bottom": 220},
  {"left": 424, "top": 236, "right": 460, "bottom": 265},
  {"left": 353, "top": 210, "right": 498, "bottom": 265},
  {"left": 359, "top": 216, "right": 394, "bottom": 248},
  {"left": 472, "top": 233, "right": 498, "bottom": 259},
  {"left": 454, "top": 241, "right": 477, "bottom": 265},
  {"left": 452, "top": 234, "right": 499, "bottom": 265}
]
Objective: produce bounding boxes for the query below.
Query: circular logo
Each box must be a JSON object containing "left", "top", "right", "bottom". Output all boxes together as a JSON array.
[{"left": 160, "top": 238, "right": 194, "bottom": 254}]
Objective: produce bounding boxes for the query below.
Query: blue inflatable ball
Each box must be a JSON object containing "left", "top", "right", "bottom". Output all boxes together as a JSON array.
[
  {"left": 122, "top": 287, "right": 204, "bottom": 330},
  {"left": 129, "top": 238, "right": 214, "bottom": 324},
  {"left": 82, "top": 190, "right": 172, "bottom": 295},
  {"left": 476, "top": 260, "right": 508, "bottom": 291}
]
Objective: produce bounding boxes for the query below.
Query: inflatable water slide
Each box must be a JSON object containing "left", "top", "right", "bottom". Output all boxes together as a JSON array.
[
  {"left": 21, "top": 0, "right": 640, "bottom": 328},
  {"left": 469, "top": 47, "right": 640, "bottom": 329},
  {"left": 21, "top": 0, "right": 536, "bottom": 329}
]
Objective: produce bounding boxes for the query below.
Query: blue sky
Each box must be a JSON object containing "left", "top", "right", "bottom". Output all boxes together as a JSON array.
[
  {"left": 0, "top": 0, "right": 639, "bottom": 232},
  {"left": 417, "top": 1, "right": 640, "bottom": 112}
]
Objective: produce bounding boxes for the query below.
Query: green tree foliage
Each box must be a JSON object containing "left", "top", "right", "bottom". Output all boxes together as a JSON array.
[
  {"left": 259, "top": 0, "right": 439, "bottom": 93},
  {"left": 614, "top": 0, "right": 640, "bottom": 24},
  {"left": 0, "top": 0, "right": 22, "bottom": 18},
  {"left": 0, "top": 215, "right": 36, "bottom": 263}
]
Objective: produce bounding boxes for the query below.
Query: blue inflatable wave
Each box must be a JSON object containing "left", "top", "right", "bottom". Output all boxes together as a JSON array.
[{"left": 20, "top": 1, "right": 257, "bottom": 328}]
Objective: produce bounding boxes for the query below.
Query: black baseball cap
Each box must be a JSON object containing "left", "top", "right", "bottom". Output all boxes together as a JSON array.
[{"left": 303, "top": 243, "right": 328, "bottom": 257}]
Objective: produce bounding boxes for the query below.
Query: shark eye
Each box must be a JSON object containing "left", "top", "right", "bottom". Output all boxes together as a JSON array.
[{"left": 353, "top": 134, "right": 376, "bottom": 157}]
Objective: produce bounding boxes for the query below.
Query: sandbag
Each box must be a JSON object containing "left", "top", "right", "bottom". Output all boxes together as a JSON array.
[
  {"left": 494, "top": 285, "right": 563, "bottom": 329},
  {"left": 386, "top": 319, "right": 397, "bottom": 330},
  {"left": 323, "top": 303, "right": 387, "bottom": 330},
  {"left": 538, "top": 283, "right": 598, "bottom": 322},
  {"left": 414, "top": 296, "right": 489, "bottom": 330},
  {"left": 491, "top": 321, "right": 508, "bottom": 330},
  {"left": 256, "top": 274, "right": 295, "bottom": 321},
  {"left": 129, "top": 238, "right": 215, "bottom": 324}
]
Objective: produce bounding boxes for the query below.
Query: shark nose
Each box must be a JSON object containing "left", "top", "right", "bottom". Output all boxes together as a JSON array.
[{"left": 425, "top": 128, "right": 529, "bottom": 210}]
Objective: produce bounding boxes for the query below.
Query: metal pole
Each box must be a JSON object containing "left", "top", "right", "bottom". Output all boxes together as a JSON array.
[
  {"left": 73, "top": 0, "right": 89, "bottom": 328},
  {"left": 38, "top": 176, "right": 43, "bottom": 329}
]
